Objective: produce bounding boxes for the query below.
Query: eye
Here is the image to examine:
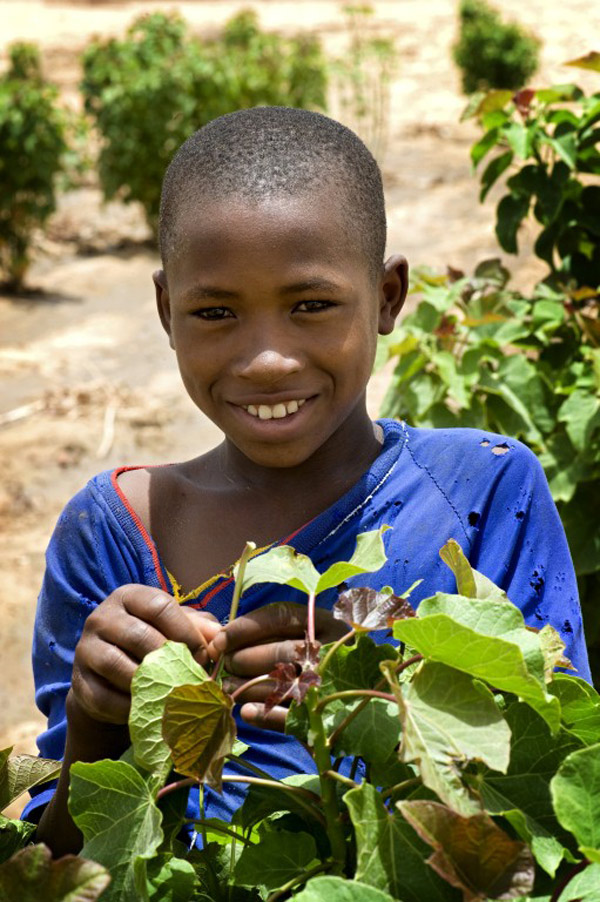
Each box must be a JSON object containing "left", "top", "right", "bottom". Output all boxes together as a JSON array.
[
  {"left": 294, "top": 299, "right": 336, "bottom": 313},
  {"left": 193, "top": 306, "right": 234, "bottom": 321}
]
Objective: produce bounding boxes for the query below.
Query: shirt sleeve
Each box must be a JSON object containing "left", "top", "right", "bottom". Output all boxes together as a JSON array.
[
  {"left": 21, "top": 483, "right": 137, "bottom": 822},
  {"left": 465, "top": 437, "right": 592, "bottom": 683}
]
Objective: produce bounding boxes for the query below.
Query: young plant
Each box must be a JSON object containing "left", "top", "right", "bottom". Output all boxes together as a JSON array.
[
  {"left": 453, "top": 0, "right": 540, "bottom": 95},
  {"left": 0, "top": 42, "right": 68, "bottom": 290},
  {"left": 464, "top": 55, "right": 600, "bottom": 289},
  {"left": 80, "top": 11, "right": 328, "bottom": 236},
  {"left": 377, "top": 260, "right": 600, "bottom": 682},
  {"left": 3, "top": 533, "right": 600, "bottom": 901}
]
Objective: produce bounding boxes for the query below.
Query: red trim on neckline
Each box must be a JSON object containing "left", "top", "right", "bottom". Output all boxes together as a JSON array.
[{"left": 111, "top": 466, "right": 169, "bottom": 594}]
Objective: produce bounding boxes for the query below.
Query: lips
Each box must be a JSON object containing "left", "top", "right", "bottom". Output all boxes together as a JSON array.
[{"left": 244, "top": 398, "right": 307, "bottom": 420}]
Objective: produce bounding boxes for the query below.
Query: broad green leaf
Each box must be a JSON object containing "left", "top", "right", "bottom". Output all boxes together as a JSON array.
[
  {"left": 315, "top": 527, "right": 390, "bottom": 594},
  {"left": 330, "top": 699, "right": 400, "bottom": 764},
  {"left": 537, "top": 626, "right": 573, "bottom": 681},
  {"left": 234, "top": 830, "right": 318, "bottom": 892},
  {"left": 70, "top": 758, "right": 163, "bottom": 902},
  {"left": 0, "top": 748, "right": 61, "bottom": 810},
  {"left": 558, "top": 390, "right": 600, "bottom": 452},
  {"left": 439, "top": 540, "right": 509, "bottom": 602},
  {"left": 549, "top": 674, "right": 600, "bottom": 745},
  {"left": 480, "top": 150, "right": 513, "bottom": 202},
  {"left": 551, "top": 743, "right": 600, "bottom": 861},
  {"left": 385, "top": 661, "right": 510, "bottom": 815},
  {"left": 397, "top": 800, "right": 535, "bottom": 900},
  {"left": 129, "top": 641, "right": 210, "bottom": 774},
  {"left": 146, "top": 854, "right": 196, "bottom": 901},
  {"left": 240, "top": 544, "right": 320, "bottom": 595},
  {"left": 556, "top": 862, "right": 600, "bottom": 901},
  {"left": 393, "top": 594, "right": 560, "bottom": 733},
  {"left": 233, "top": 774, "right": 322, "bottom": 831},
  {"left": 0, "top": 815, "right": 36, "bottom": 861},
  {"left": 471, "top": 127, "right": 500, "bottom": 167},
  {"left": 292, "top": 875, "right": 396, "bottom": 902},
  {"left": 480, "top": 702, "right": 582, "bottom": 875},
  {"left": 504, "top": 122, "right": 531, "bottom": 159},
  {"left": 343, "top": 782, "right": 457, "bottom": 902},
  {"left": 0, "top": 843, "right": 110, "bottom": 902},
  {"left": 162, "top": 681, "right": 236, "bottom": 791},
  {"left": 322, "top": 634, "right": 399, "bottom": 693}
]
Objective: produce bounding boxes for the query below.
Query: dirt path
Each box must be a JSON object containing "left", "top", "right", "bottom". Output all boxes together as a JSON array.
[{"left": 1, "top": 0, "right": 598, "bottom": 817}]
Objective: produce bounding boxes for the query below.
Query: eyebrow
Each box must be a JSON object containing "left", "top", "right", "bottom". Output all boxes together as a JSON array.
[
  {"left": 280, "top": 278, "right": 341, "bottom": 295},
  {"left": 184, "top": 278, "right": 342, "bottom": 301}
]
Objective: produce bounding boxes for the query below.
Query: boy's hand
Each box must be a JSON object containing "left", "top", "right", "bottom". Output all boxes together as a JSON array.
[
  {"left": 208, "top": 602, "right": 348, "bottom": 733},
  {"left": 70, "top": 585, "right": 220, "bottom": 726}
]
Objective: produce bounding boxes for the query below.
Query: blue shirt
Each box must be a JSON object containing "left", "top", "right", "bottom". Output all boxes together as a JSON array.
[{"left": 23, "top": 420, "right": 591, "bottom": 835}]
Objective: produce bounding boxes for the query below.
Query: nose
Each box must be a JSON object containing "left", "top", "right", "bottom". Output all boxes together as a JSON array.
[{"left": 232, "top": 321, "right": 303, "bottom": 386}]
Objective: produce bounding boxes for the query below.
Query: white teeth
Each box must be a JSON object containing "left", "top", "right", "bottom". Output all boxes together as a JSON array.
[{"left": 244, "top": 398, "right": 307, "bottom": 419}]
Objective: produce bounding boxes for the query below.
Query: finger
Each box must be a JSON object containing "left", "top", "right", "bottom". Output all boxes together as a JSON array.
[
  {"left": 210, "top": 603, "right": 308, "bottom": 656},
  {"left": 239, "top": 702, "right": 287, "bottom": 733},
  {"left": 71, "top": 665, "right": 131, "bottom": 724},
  {"left": 224, "top": 639, "right": 303, "bottom": 678},
  {"left": 77, "top": 633, "right": 139, "bottom": 694},
  {"left": 181, "top": 608, "right": 221, "bottom": 663}
]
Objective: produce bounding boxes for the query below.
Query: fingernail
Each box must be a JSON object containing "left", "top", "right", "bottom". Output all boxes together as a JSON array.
[
  {"left": 242, "top": 704, "right": 258, "bottom": 721},
  {"left": 211, "top": 632, "right": 227, "bottom": 652}
]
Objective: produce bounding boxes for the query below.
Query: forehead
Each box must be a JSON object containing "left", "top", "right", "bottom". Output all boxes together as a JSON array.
[{"left": 166, "top": 189, "right": 369, "bottom": 286}]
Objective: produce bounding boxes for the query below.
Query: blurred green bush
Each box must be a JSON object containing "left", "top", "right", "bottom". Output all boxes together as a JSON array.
[
  {"left": 80, "top": 10, "right": 328, "bottom": 236},
  {"left": 453, "top": 0, "right": 540, "bottom": 94},
  {"left": 0, "top": 42, "right": 68, "bottom": 289}
]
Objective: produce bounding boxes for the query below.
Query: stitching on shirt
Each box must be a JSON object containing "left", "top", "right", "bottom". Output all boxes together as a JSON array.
[
  {"left": 318, "top": 433, "right": 407, "bottom": 545},
  {"left": 400, "top": 421, "right": 470, "bottom": 544}
]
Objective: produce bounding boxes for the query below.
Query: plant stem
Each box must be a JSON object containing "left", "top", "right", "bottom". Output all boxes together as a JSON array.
[
  {"left": 229, "top": 673, "right": 271, "bottom": 702},
  {"left": 307, "top": 693, "right": 347, "bottom": 872},
  {"left": 225, "top": 754, "right": 276, "bottom": 781},
  {"left": 187, "top": 818, "right": 253, "bottom": 847},
  {"left": 317, "top": 628, "right": 356, "bottom": 677},
  {"left": 315, "top": 689, "right": 396, "bottom": 713},
  {"left": 212, "top": 540, "right": 256, "bottom": 682},
  {"left": 221, "top": 774, "right": 326, "bottom": 826},
  {"left": 266, "top": 860, "right": 331, "bottom": 902},
  {"left": 549, "top": 859, "right": 589, "bottom": 902},
  {"left": 322, "top": 769, "right": 359, "bottom": 790},
  {"left": 157, "top": 776, "right": 195, "bottom": 800},
  {"left": 307, "top": 590, "right": 317, "bottom": 645},
  {"left": 382, "top": 777, "right": 421, "bottom": 801}
]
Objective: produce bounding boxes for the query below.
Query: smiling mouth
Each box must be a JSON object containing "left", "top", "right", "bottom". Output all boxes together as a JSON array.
[{"left": 242, "top": 399, "right": 307, "bottom": 420}]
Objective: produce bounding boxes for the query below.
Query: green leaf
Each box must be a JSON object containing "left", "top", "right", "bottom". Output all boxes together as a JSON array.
[
  {"left": 551, "top": 743, "right": 600, "bottom": 861},
  {"left": 234, "top": 830, "right": 318, "bottom": 892},
  {"left": 495, "top": 193, "right": 530, "bottom": 253},
  {"left": 393, "top": 594, "right": 560, "bottom": 732},
  {"left": 480, "top": 150, "right": 514, "bottom": 202},
  {"left": 0, "top": 748, "right": 62, "bottom": 810},
  {"left": 240, "top": 544, "right": 320, "bottom": 595},
  {"left": 384, "top": 661, "right": 510, "bottom": 815},
  {"left": 556, "top": 862, "right": 600, "bottom": 901},
  {"left": 439, "top": 539, "right": 507, "bottom": 600},
  {"left": 0, "top": 816, "right": 36, "bottom": 862},
  {"left": 292, "top": 876, "right": 396, "bottom": 902},
  {"left": 70, "top": 758, "right": 163, "bottom": 902},
  {"left": 500, "top": 808, "right": 569, "bottom": 879},
  {"left": 557, "top": 390, "right": 600, "bottom": 452},
  {"left": 565, "top": 52, "right": 600, "bottom": 72},
  {"left": 504, "top": 122, "right": 531, "bottom": 159},
  {"left": 146, "top": 854, "right": 197, "bottom": 901},
  {"left": 549, "top": 674, "right": 600, "bottom": 746},
  {"left": 322, "top": 634, "right": 399, "bottom": 693},
  {"left": 129, "top": 641, "right": 210, "bottom": 774},
  {"left": 343, "top": 782, "right": 456, "bottom": 902},
  {"left": 397, "top": 800, "right": 535, "bottom": 900},
  {"left": 330, "top": 699, "right": 400, "bottom": 764},
  {"left": 0, "top": 843, "right": 110, "bottom": 902},
  {"left": 471, "top": 127, "right": 500, "bottom": 167},
  {"left": 315, "top": 527, "right": 390, "bottom": 594},
  {"left": 233, "top": 774, "right": 322, "bottom": 831},
  {"left": 162, "top": 681, "right": 236, "bottom": 791}
]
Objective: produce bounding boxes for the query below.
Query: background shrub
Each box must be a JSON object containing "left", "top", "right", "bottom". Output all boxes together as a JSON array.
[
  {"left": 453, "top": 0, "right": 540, "bottom": 94},
  {"left": 80, "top": 11, "right": 328, "bottom": 236},
  {"left": 0, "top": 42, "right": 67, "bottom": 289}
]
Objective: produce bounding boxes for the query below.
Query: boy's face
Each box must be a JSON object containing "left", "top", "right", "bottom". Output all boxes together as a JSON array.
[{"left": 155, "top": 189, "right": 407, "bottom": 471}]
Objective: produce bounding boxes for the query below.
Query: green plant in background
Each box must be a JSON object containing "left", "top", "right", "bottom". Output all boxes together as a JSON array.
[
  {"left": 377, "top": 260, "right": 600, "bottom": 684},
  {"left": 464, "top": 60, "right": 600, "bottom": 290},
  {"left": 80, "top": 11, "right": 328, "bottom": 237},
  {"left": 330, "top": 5, "right": 396, "bottom": 162},
  {"left": 3, "top": 536, "right": 600, "bottom": 900},
  {"left": 453, "top": 0, "right": 540, "bottom": 95},
  {"left": 0, "top": 42, "right": 68, "bottom": 290}
]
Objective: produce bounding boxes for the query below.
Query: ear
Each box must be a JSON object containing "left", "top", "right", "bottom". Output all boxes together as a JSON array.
[
  {"left": 153, "top": 269, "right": 174, "bottom": 349},
  {"left": 378, "top": 254, "right": 408, "bottom": 335}
]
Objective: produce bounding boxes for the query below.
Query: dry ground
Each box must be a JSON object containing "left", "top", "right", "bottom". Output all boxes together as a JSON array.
[{"left": 1, "top": 0, "right": 598, "bottom": 817}]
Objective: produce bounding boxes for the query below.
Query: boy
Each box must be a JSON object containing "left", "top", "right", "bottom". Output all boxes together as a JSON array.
[{"left": 24, "top": 107, "right": 590, "bottom": 857}]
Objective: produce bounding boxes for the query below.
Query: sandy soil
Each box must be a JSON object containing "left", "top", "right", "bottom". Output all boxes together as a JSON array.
[{"left": 1, "top": 0, "right": 598, "bottom": 817}]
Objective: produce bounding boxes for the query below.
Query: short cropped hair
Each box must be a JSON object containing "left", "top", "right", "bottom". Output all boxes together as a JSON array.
[{"left": 159, "top": 106, "right": 386, "bottom": 279}]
